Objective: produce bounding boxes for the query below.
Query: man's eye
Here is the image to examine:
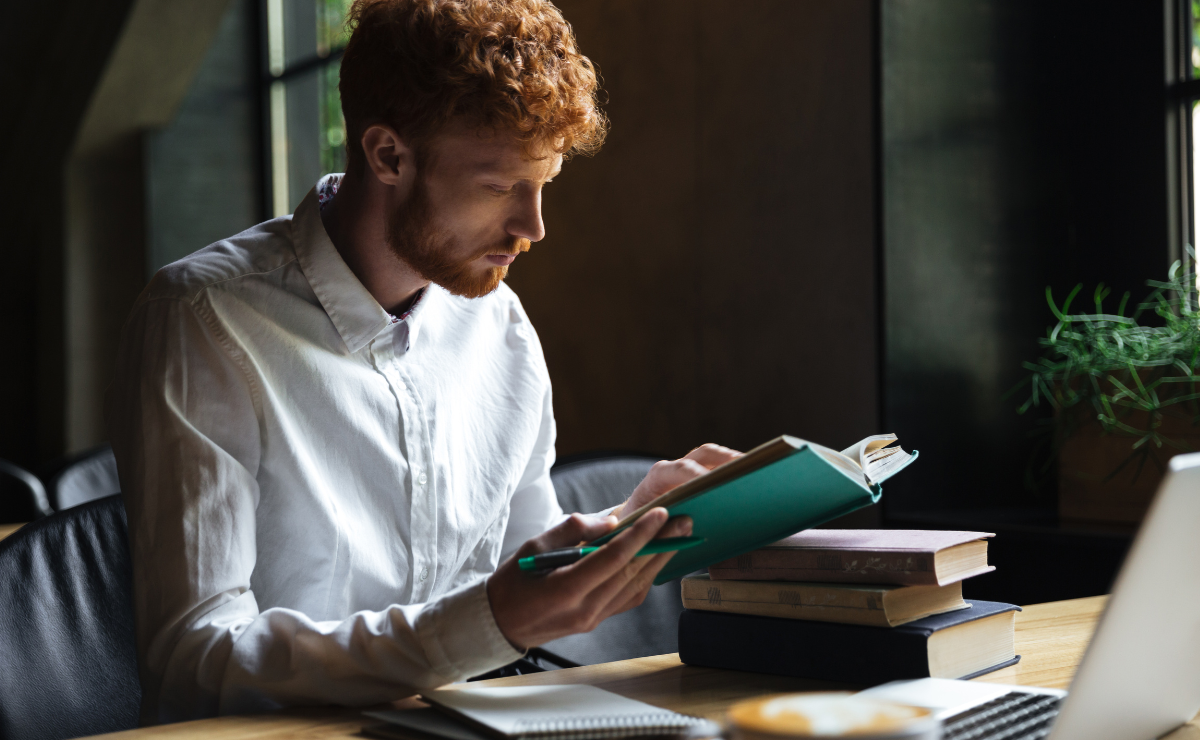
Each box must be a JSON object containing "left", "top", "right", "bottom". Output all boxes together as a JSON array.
[{"left": 488, "top": 184, "right": 514, "bottom": 194}]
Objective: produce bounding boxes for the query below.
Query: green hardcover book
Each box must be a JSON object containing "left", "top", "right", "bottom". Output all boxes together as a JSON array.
[{"left": 591, "top": 434, "right": 918, "bottom": 584}]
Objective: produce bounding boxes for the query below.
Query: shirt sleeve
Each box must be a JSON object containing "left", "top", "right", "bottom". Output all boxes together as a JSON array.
[
  {"left": 500, "top": 383, "right": 563, "bottom": 562},
  {"left": 108, "top": 295, "right": 522, "bottom": 725}
]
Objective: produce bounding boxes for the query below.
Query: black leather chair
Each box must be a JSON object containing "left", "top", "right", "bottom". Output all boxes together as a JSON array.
[
  {"left": 0, "top": 459, "right": 53, "bottom": 523},
  {"left": 47, "top": 444, "right": 121, "bottom": 512},
  {"left": 541, "top": 454, "right": 689, "bottom": 666},
  {"left": 0, "top": 494, "right": 140, "bottom": 740}
]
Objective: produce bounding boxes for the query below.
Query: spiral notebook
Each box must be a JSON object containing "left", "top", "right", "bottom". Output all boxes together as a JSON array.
[{"left": 364, "top": 685, "right": 709, "bottom": 740}]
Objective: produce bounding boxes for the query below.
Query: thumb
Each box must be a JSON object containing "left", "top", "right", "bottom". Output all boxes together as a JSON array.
[{"left": 519, "top": 513, "right": 618, "bottom": 557}]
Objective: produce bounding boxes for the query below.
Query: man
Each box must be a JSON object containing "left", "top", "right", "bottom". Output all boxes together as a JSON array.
[{"left": 108, "top": 0, "right": 738, "bottom": 725}]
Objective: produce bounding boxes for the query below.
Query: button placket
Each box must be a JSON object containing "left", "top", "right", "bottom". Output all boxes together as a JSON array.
[
  {"left": 377, "top": 328, "right": 420, "bottom": 602},
  {"left": 370, "top": 332, "right": 419, "bottom": 600},
  {"left": 396, "top": 363, "right": 434, "bottom": 601},
  {"left": 410, "top": 377, "right": 439, "bottom": 597},
  {"left": 362, "top": 338, "right": 415, "bottom": 585}
]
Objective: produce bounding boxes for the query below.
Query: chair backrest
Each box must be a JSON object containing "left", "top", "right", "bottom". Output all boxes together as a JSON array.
[
  {"left": 0, "top": 459, "right": 53, "bottom": 522},
  {"left": 48, "top": 444, "right": 121, "bottom": 511},
  {"left": 0, "top": 494, "right": 140, "bottom": 740},
  {"left": 550, "top": 454, "right": 659, "bottom": 516},
  {"left": 543, "top": 454, "right": 689, "bottom": 666}
]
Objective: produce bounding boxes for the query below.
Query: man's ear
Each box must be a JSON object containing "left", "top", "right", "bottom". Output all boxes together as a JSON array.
[{"left": 361, "top": 124, "right": 417, "bottom": 189}]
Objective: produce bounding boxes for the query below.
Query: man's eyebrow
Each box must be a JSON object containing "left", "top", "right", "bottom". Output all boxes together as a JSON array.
[{"left": 473, "top": 160, "right": 562, "bottom": 182}]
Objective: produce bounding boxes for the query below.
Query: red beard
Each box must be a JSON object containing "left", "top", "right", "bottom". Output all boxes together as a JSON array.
[{"left": 386, "top": 178, "right": 530, "bottom": 298}]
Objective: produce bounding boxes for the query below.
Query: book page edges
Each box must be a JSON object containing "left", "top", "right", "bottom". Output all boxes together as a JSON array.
[
  {"left": 927, "top": 610, "right": 1016, "bottom": 679},
  {"left": 871, "top": 449, "right": 919, "bottom": 485},
  {"left": 935, "top": 564, "right": 997, "bottom": 587}
]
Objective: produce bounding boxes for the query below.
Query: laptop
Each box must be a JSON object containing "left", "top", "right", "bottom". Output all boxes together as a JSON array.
[{"left": 858, "top": 451, "right": 1200, "bottom": 740}]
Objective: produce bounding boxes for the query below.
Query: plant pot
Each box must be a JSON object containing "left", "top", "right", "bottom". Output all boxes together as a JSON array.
[{"left": 1058, "top": 410, "right": 1200, "bottom": 525}]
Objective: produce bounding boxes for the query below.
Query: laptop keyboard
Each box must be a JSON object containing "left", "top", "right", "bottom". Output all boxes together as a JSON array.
[{"left": 942, "top": 691, "right": 1063, "bottom": 740}]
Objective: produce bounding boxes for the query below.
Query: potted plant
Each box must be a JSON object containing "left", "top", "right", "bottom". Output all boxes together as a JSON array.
[{"left": 1017, "top": 255, "right": 1200, "bottom": 524}]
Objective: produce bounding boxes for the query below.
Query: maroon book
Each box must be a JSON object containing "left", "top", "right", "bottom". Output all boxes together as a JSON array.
[{"left": 707, "top": 530, "right": 995, "bottom": 586}]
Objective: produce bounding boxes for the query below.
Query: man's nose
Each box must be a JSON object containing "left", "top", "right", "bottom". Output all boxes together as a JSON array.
[{"left": 507, "top": 189, "right": 546, "bottom": 243}]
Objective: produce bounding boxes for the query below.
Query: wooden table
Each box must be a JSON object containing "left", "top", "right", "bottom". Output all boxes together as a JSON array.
[
  {"left": 0, "top": 523, "right": 24, "bottom": 542},
  {"left": 90, "top": 595, "right": 1200, "bottom": 739}
]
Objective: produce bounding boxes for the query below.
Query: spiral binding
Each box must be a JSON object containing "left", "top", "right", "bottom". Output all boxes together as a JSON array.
[{"left": 511, "top": 712, "right": 706, "bottom": 739}]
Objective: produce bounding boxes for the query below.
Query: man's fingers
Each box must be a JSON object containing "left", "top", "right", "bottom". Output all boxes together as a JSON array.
[
  {"left": 602, "top": 555, "right": 669, "bottom": 617},
  {"left": 644, "top": 458, "right": 710, "bottom": 492},
  {"left": 517, "top": 513, "right": 616, "bottom": 558},
  {"left": 605, "top": 536, "right": 683, "bottom": 614},
  {"left": 498, "top": 511, "right": 690, "bottom": 645},
  {"left": 574, "top": 513, "right": 692, "bottom": 619},
  {"left": 619, "top": 443, "right": 741, "bottom": 519},
  {"left": 561, "top": 507, "right": 669, "bottom": 588},
  {"left": 592, "top": 546, "right": 676, "bottom": 621},
  {"left": 684, "top": 443, "right": 742, "bottom": 470}
]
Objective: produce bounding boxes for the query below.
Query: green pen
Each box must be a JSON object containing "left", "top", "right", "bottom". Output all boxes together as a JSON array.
[{"left": 517, "top": 536, "right": 705, "bottom": 573}]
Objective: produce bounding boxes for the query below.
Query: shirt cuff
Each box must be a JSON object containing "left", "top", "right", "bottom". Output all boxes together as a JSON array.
[{"left": 414, "top": 577, "right": 524, "bottom": 681}]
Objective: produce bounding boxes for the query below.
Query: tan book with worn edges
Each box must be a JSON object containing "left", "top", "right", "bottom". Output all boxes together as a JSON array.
[
  {"left": 680, "top": 573, "right": 967, "bottom": 627},
  {"left": 707, "top": 529, "right": 994, "bottom": 587}
]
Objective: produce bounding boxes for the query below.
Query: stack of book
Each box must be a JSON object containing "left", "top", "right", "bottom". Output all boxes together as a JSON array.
[{"left": 677, "top": 530, "right": 1021, "bottom": 685}]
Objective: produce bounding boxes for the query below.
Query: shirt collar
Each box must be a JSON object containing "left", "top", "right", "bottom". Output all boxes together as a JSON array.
[
  {"left": 292, "top": 177, "right": 394, "bottom": 354},
  {"left": 391, "top": 285, "right": 430, "bottom": 352}
]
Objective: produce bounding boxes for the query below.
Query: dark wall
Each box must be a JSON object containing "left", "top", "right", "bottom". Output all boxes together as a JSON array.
[
  {"left": 0, "top": 0, "right": 246, "bottom": 475},
  {"left": 146, "top": 0, "right": 263, "bottom": 275},
  {"left": 3, "top": 0, "right": 879, "bottom": 486},
  {"left": 0, "top": 0, "right": 138, "bottom": 471},
  {"left": 508, "top": 0, "right": 881, "bottom": 465},
  {"left": 882, "top": 0, "right": 1173, "bottom": 516}
]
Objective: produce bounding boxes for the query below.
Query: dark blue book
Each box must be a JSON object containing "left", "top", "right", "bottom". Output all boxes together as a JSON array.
[{"left": 678, "top": 599, "right": 1020, "bottom": 685}]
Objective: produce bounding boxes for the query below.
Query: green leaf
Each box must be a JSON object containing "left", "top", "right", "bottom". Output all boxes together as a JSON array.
[{"left": 1061, "top": 283, "right": 1082, "bottom": 316}]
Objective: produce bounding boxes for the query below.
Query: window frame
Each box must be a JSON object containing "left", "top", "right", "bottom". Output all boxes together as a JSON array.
[{"left": 258, "top": 0, "right": 349, "bottom": 220}]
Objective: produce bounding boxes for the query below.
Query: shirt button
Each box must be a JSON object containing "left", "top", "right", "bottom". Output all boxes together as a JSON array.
[
  {"left": 417, "top": 472, "right": 428, "bottom": 485},
  {"left": 420, "top": 567, "right": 429, "bottom": 582}
]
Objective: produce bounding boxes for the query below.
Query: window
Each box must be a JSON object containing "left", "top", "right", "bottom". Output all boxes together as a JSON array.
[
  {"left": 1190, "top": 2, "right": 1200, "bottom": 266},
  {"left": 264, "top": 0, "right": 353, "bottom": 216}
]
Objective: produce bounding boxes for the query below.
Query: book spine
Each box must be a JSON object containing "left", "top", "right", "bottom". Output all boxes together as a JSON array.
[
  {"left": 680, "top": 580, "right": 892, "bottom": 627},
  {"left": 677, "top": 610, "right": 932, "bottom": 684},
  {"left": 708, "top": 550, "right": 939, "bottom": 586}
]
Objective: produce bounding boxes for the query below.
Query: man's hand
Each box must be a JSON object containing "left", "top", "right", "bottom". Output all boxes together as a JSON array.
[
  {"left": 614, "top": 443, "right": 742, "bottom": 520},
  {"left": 487, "top": 508, "right": 692, "bottom": 651}
]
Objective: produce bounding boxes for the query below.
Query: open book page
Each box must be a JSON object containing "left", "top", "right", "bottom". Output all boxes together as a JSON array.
[
  {"left": 809, "top": 442, "right": 870, "bottom": 484},
  {"left": 836, "top": 434, "right": 917, "bottom": 485}
]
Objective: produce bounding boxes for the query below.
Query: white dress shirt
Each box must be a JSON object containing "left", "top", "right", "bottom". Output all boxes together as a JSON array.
[{"left": 108, "top": 179, "right": 563, "bottom": 724}]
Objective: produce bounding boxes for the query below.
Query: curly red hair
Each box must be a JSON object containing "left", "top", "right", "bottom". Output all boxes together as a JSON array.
[{"left": 340, "top": 0, "right": 607, "bottom": 165}]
